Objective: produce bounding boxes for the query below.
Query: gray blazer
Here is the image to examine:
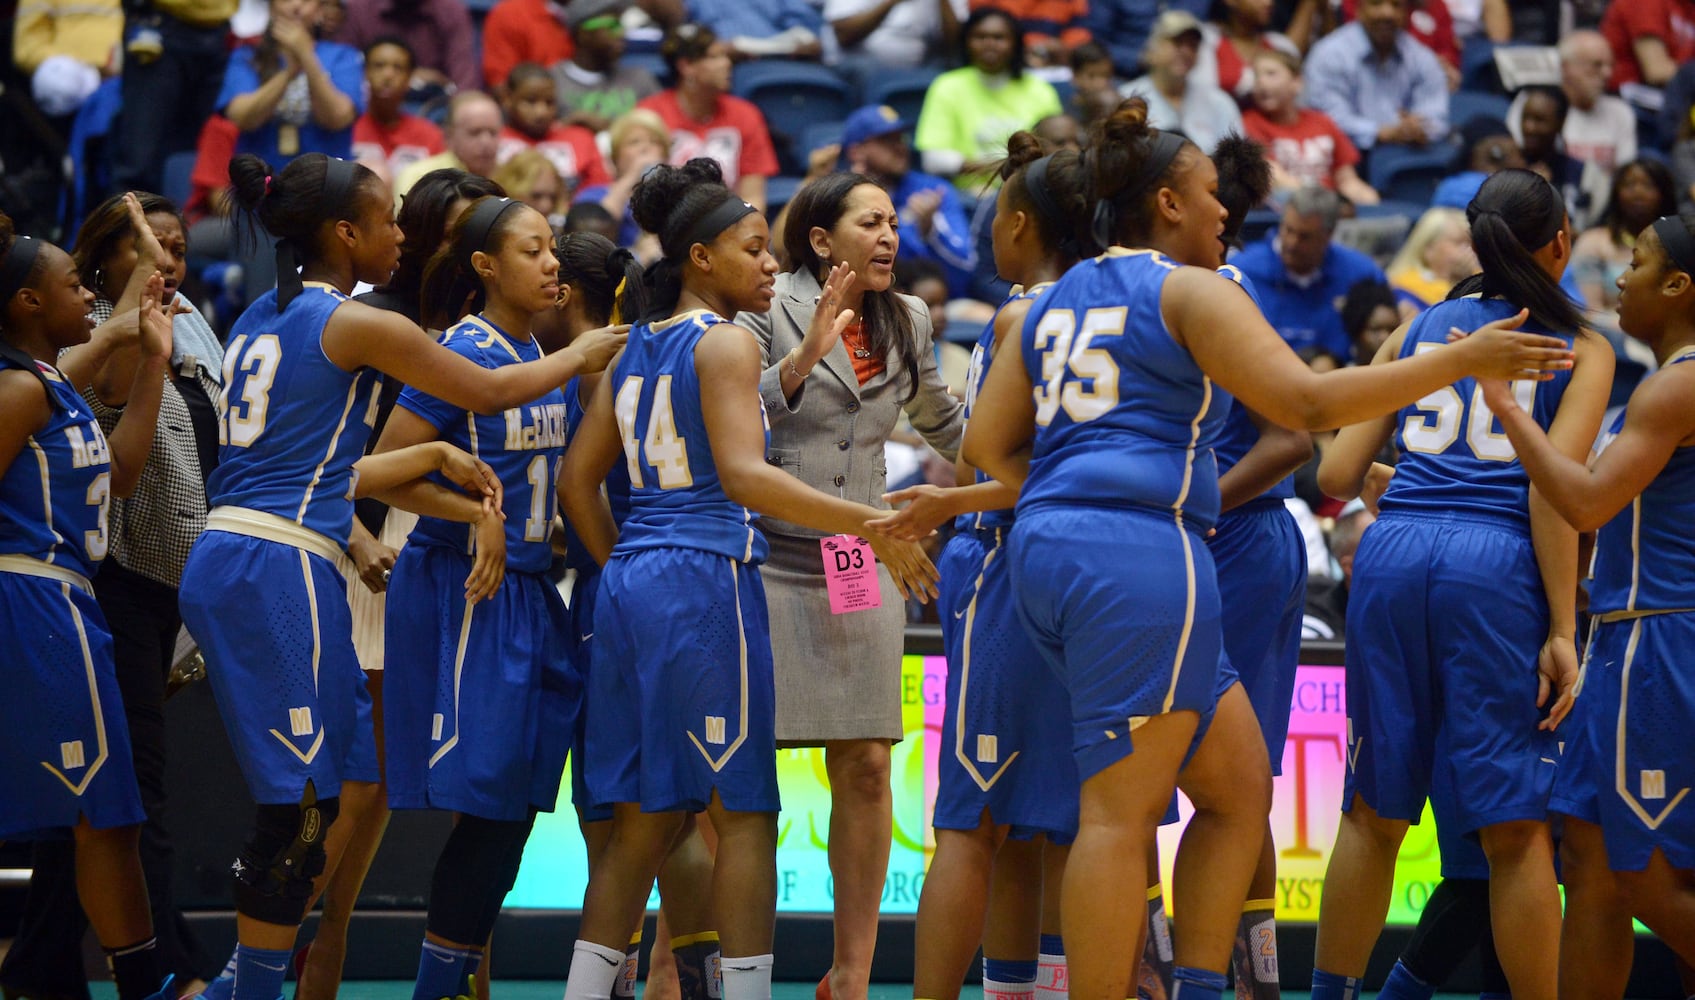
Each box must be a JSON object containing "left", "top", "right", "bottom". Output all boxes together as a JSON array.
[{"left": 738, "top": 268, "right": 965, "bottom": 538}]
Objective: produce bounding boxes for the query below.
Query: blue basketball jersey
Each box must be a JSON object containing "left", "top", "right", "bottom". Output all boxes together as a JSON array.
[
  {"left": 1018, "top": 249, "right": 1230, "bottom": 530},
  {"left": 955, "top": 283, "right": 1051, "bottom": 533},
  {"left": 610, "top": 310, "right": 766, "bottom": 563},
  {"left": 0, "top": 359, "right": 111, "bottom": 578},
  {"left": 207, "top": 283, "right": 383, "bottom": 545},
  {"left": 1380, "top": 296, "right": 1575, "bottom": 528},
  {"left": 1590, "top": 352, "right": 1695, "bottom": 615},
  {"left": 560, "top": 373, "right": 633, "bottom": 575},
  {"left": 1210, "top": 265, "right": 1295, "bottom": 502},
  {"left": 396, "top": 315, "right": 568, "bottom": 575}
]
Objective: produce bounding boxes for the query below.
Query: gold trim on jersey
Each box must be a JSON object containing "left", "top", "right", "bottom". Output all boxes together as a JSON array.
[
  {"left": 954, "top": 536, "right": 1020, "bottom": 792},
  {"left": 37, "top": 582, "right": 111, "bottom": 795},
  {"left": 206, "top": 506, "right": 343, "bottom": 564},
  {"left": 0, "top": 553, "right": 92, "bottom": 595}
]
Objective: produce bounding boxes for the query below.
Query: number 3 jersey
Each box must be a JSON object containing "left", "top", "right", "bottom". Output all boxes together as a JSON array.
[
  {"left": 0, "top": 359, "right": 112, "bottom": 579},
  {"left": 206, "top": 283, "right": 382, "bottom": 546},
  {"left": 1017, "top": 248, "right": 1230, "bottom": 531},
  {"left": 610, "top": 310, "right": 766, "bottom": 564},
  {"left": 396, "top": 315, "right": 568, "bottom": 574},
  {"left": 1381, "top": 296, "right": 1575, "bottom": 528}
]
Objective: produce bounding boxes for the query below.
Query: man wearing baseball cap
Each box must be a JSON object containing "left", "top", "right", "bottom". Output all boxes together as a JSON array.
[
  {"left": 1120, "top": 9, "right": 1243, "bottom": 154},
  {"left": 837, "top": 104, "right": 977, "bottom": 295}
]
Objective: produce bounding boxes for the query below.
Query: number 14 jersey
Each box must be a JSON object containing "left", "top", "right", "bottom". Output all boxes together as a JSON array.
[
  {"left": 206, "top": 283, "right": 383, "bottom": 546},
  {"left": 1382, "top": 295, "right": 1575, "bottom": 528},
  {"left": 610, "top": 310, "right": 766, "bottom": 564}
]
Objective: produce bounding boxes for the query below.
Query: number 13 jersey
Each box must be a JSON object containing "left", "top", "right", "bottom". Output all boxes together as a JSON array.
[
  {"left": 610, "top": 310, "right": 767, "bottom": 564},
  {"left": 206, "top": 283, "right": 383, "bottom": 545},
  {"left": 1382, "top": 295, "right": 1575, "bottom": 528},
  {"left": 1018, "top": 249, "right": 1231, "bottom": 531}
]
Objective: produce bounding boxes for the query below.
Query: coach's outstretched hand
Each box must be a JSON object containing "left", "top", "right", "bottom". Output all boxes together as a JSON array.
[
  {"left": 1537, "top": 632, "right": 1579, "bottom": 731},
  {"left": 1445, "top": 309, "right": 1575, "bottom": 381},
  {"left": 866, "top": 484, "right": 951, "bottom": 542},
  {"left": 567, "top": 325, "right": 631, "bottom": 375},
  {"left": 866, "top": 533, "right": 940, "bottom": 603}
]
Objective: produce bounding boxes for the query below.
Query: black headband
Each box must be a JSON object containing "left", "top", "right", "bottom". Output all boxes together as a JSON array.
[
  {"left": 277, "top": 156, "right": 364, "bottom": 309},
  {"left": 1653, "top": 216, "right": 1695, "bottom": 277},
  {"left": 683, "top": 197, "right": 757, "bottom": 251},
  {"left": 460, "top": 197, "right": 524, "bottom": 267},
  {"left": 1090, "top": 131, "right": 1186, "bottom": 251},
  {"left": 0, "top": 236, "right": 44, "bottom": 304},
  {"left": 1021, "top": 155, "right": 1076, "bottom": 256}
]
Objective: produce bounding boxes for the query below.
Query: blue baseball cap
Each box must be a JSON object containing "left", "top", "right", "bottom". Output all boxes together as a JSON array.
[{"left": 840, "top": 104, "right": 912, "bottom": 151}]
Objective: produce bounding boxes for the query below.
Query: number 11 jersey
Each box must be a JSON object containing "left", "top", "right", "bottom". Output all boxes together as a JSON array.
[{"left": 206, "top": 283, "right": 383, "bottom": 545}]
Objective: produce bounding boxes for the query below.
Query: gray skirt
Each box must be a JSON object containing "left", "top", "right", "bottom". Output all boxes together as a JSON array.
[{"left": 761, "top": 529, "right": 906, "bottom": 745}]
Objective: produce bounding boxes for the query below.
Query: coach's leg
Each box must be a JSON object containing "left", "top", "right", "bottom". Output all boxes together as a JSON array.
[
  {"left": 1173, "top": 685, "right": 1273, "bottom": 981},
  {"left": 1477, "top": 818, "right": 1559, "bottom": 1000},
  {"left": 821, "top": 738, "right": 893, "bottom": 1000},
  {"left": 912, "top": 812, "right": 1007, "bottom": 1000},
  {"left": 1064, "top": 711, "right": 1194, "bottom": 1000}
]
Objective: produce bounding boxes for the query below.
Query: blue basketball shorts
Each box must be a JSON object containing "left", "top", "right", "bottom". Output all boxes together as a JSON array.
[
  {"left": 0, "top": 571, "right": 143, "bottom": 838},
  {"left": 1551, "top": 612, "right": 1695, "bottom": 872},
  {"left": 1210, "top": 500, "right": 1306, "bottom": 775},
  {"left": 1009, "top": 505, "right": 1223, "bottom": 783},
  {"left": 384, "top": 545, "right": 580, "bottom": 821},
  {"left": 1342, "top": 512, "right": 1557, "bottom": 835},
  {"left": 179, "top": 531, "right": 379, "bottom": 804},
  {"left": 936, "top": 527, "right": 1079, "bottom": 842},
  {"left": 584, "top": 547, "right": 779, "bottom": 814},
  {"left": 566, "top": 568, "right": 614, "bottom": 824}
]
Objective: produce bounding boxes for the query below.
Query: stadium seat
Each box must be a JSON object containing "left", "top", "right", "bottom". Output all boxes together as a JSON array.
[
  {"left": 858, "top": 66, "right": 939, "bottom": 125},
  {"left": 624, "top": 50, "right": 670, "bottom": 85},
  {"left": 733, "top": 60, "right": 854, "bottom": 176},
  {"left": 1458, "top": 38, "right": 1500, "bottom": 93},
  {"left": 1367, "top": 144, "right": 1453, "bottom": 205},
  {"left": 765, "top": 175, "right": 804, "bottom": 217},
  {"left": 1449, "top": 89, "right": 1512, "bottom": 129},
  {"left": 161, "top": 151, "right": 197, "bottom": 211},
  {"left": 800, "top": 119, "right": 846, "bottom": 159}
]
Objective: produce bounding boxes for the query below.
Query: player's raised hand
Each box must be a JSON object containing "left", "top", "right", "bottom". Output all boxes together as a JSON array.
[
  {"left": 569, "top": 325, "right": 631, "bottom": 374},
  {"left": 464, "top": 512, "right": 507, "bottom": 603},
  {"left": 138, "top": 271, "right": 174, "bottom": 362},
  {"left": 1537, "top": 632, "right": 1579, "bottom": 731},
  {"left": 865, "top": 533, "right": 939, "bottom": 603},
  {"left": 1447, "top": 309, "right": 1574, "bottom": 381},
  {"left": 864, "top": 484, "right": 952, "bottom": 542}
]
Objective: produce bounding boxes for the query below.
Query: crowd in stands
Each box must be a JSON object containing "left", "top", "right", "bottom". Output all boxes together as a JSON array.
[{"left": 0, "top": 0, "right": 1688, "bottom": 623}]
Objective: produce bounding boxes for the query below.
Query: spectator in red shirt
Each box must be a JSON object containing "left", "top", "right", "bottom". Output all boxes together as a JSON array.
[
  {"left": 1600, "top": 0, "right": 1695, "bottom": 89},
  {"left": 497, "top": 61, "right": 612, "bottom": 194},
  {"left": 482, "top": 0, "right": 574, "bottom": 90},
  {"left": 352, "top": 37, "right": 447, "bottom": 182},
  {"left": 636, "top": 24, "right": 778, "bottom": 211},
  {"left": 332, "top": 0, "right": 480, "bottom": 91},
  {"left": 1243, "top": 48, "right": 1378, "bottom": 204}
]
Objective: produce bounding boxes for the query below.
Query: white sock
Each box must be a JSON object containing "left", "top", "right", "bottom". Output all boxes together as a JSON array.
[
  {"left": 562, "top": 940, "right": 627, "bottom": 1000},
  {"left": 719, "top": 953, "right": 774, "bottom": 1000},
  {"left": 1035, "top": 952, "right": 1068, "bottom": 1000},
  {"left": 983, "top": 978, "right": 1036, "bottom": 1000}
]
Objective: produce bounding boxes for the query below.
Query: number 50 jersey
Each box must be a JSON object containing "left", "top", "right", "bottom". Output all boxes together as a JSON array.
[
  {"left": 1380, "top": 296, "right": 1575, "bottom": 528},
  {"left": 206, "top": 283, "right": 383, "bottom": 546},
  {"left": 1018, "top": 249, "right": 1231, "bottom": 532}
]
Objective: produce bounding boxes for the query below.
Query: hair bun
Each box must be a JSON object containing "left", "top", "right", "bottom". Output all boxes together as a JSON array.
[{"left": 1000, "top": 129, "right": 1047, "bottom": 180}]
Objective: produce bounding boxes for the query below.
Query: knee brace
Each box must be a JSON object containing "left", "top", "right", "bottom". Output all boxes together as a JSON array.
[
  {"left": 426, "top": 813, "right": 536, "bottom": 945},
  {"left": 230, "top": 782, "right": 340, "bottom": 926}
]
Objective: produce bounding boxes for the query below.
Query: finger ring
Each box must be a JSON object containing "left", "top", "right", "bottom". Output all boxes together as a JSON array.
[{"left": 382, "top": 569, "right": 391, "bottom": 582}]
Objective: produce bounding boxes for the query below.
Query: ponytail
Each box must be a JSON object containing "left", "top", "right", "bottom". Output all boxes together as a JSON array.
[
  {"left": 419, "top": 196, "right": 530, "bottom": 331},
  {"left": 1464, "top": 169, "right": 1584, "bottom": 334}
]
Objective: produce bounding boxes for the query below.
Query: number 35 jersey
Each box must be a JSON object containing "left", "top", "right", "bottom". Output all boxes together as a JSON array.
[
  {"left": 397, "top": 315, "right": 568, "bottom": 574},
  {"left": 1381, "top": 296, "right": 1574, "bottom": 529},
  {"left": 610, "top": 310, "right": 766, "bottom": 565},
  {"left": 1018, "top": 248, "right": 1231, "bottom": 531},
  {"left": 0, "top": 358, "right": 112, "bottom": 578},
  {"left": 206, "top": 283, "right": 382, "bottom": 546}
]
